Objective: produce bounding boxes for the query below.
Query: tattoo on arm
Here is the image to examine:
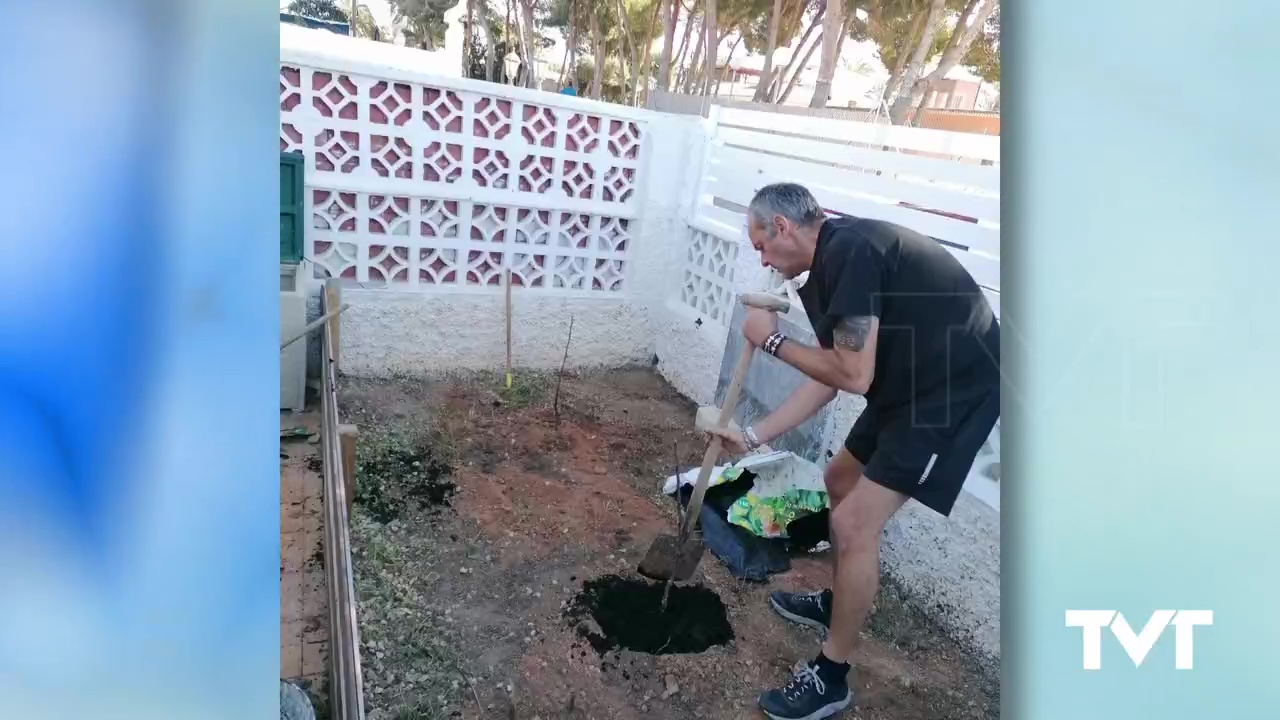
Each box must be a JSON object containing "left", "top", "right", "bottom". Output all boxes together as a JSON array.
[{"left": 833, "top": 316, "right": 874, "bottom": 352}]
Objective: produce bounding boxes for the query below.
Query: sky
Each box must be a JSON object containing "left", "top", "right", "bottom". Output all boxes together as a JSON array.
[{"left": 283, "top": 0, "right": 991, "bottom": 107}]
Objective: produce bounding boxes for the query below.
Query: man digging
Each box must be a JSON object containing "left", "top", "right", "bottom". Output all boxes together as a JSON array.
[{"left": 709, "top": 183, "right": 1000, "bottom": 720}]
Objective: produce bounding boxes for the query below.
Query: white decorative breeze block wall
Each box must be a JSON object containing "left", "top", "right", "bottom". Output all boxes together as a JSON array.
[
  {"left": 679, "top": 230, "right": 739, "bottom": 324},
  {"left": 281, "top": 66, "right": 643, "bottom": 291},
  {"left": 281, "top": 28, "right": 692, "bottom": 375}
]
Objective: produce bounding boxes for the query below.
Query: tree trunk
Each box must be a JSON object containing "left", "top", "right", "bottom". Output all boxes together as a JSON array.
[
  {"left": 519, "top": 0, "right": 539, "bottom": 88},
  {"left": 658, "top": 0, "right": 680, "bottom": 91},
  {"left": 478, "top": 8, "right": 496, "bottom": 81},
  {"left": 682, "top": 17, "right": 704, "bottom": 93},
  {"left": 673, "top": 7, "right": 697, "bottom": 90},
  {"left": 769, "top": 7, "right": 821, "bottom": 101},
  {"left": 512, "top": 4, "right": 526, "bottom": 84},
  {"left": 617, "top": 51, "right": 630, "bottom": 104},
  {"left": 807, "top": 0, "right": 845, "bottom": 108},
  {"left": 887, "top": 0, "right": 947, "bottom": 124},
  {"left": 752, "top": 0, "right": 784, "bottom": 101},
  {"left": 911, "top": 84, "right": 931, "bottom": 125},
  {"left": 637, "top": 1, "right": 663, "bottom": 104},
  {"left": 505, "top": 0, "right": 514, "bottom": 79},
  {"left": 778, "top": 28, "right": 821, "bottom": 104},
  {"left": 702, "top": 0, "right": 717, "bottom": 97},
  {"left": 412, "top": 16, "right": 438, "bottom": 51},
  {"left": 905, "top": 0, "right": 999, "bottom": 115},
  {"left": 589, "top": 10, "right": 604, "bottom": 98},
  {"left": 564, "top": 0, "right": 578, "bottom": 88},
  {"left": 464, "top": 0, "right": 474, "bottom": 75},
  {"left": 557, "top": 32, "right": 571, "bottom": 86},
  {"left": 816, "top": 13, "right": 854, "bottom": 104},
  {"left": 614, "top": 0, "right": 639, "bottom": 102},
  {"left": 881, "top": 12, "right": 926, "bottom": 104}
]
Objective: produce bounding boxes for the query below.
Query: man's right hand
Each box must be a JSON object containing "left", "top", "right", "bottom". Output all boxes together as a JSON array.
[{"left": 707, "top": 426, "right": 749, "bottom": 455}]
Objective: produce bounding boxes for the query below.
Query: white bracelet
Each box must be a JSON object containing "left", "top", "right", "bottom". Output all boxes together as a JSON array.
[{"left": 744, "top": 426, "right": 761, "bottom": 451}]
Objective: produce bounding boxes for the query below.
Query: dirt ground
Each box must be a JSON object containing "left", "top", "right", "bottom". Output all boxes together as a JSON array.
[{"left": 340, "top": 368, "right": 998, "bottom": 720}]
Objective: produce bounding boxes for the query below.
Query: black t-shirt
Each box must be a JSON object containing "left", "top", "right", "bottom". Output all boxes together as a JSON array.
[{"left": 796, "top": 216, "right": 1000, "bottom": 419}]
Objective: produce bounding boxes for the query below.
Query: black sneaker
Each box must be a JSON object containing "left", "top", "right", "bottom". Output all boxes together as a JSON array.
[
  {"left": 758, "top": 661, "right": 853, "bottom": 720},
  {"left": 768, "top": 589, "right": 832, "bottom": 638}
]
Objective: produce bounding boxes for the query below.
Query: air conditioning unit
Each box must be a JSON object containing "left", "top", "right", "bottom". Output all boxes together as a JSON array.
[{"left": 280, "top": 263, "right": 308, "bottom": 412}]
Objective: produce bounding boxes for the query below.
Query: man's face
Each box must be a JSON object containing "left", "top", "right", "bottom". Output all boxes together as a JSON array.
[{"left": 747, "top": 214, "right": 799, "bottom": 278}]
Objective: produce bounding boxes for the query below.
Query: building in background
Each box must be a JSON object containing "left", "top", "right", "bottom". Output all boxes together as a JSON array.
[{"left": 924, "top": 77, "right": 981, "bottom": 111}]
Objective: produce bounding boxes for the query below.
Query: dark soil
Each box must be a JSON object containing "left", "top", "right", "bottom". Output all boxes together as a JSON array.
[
  {"left": 566, "top": 575, "right": 734, "bottom": 655},
  {"left": 354, "top": 434, "right": 456, "bottom": 523}
]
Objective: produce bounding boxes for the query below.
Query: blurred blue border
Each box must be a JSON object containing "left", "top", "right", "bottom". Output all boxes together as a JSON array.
[
  {"left": 0, "top": 0, "right": 279, "bottom": 717},
  {"left": 1005, "top": 0, "right": 1280, "bottom": 717}
]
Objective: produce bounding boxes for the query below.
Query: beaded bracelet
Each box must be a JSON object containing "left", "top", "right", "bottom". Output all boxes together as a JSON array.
[{"left": 763, "top": 331, "right": 787, "bottom": 356}]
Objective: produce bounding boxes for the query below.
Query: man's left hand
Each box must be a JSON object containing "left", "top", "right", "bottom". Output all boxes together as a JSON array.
[{"left": 742, "top": 307, "right": 778, "bottom": 348}]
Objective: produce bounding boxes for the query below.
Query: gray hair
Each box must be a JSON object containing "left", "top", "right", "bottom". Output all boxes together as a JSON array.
[{"left": 747, "top": 183, "right": 825, "bottom": 231}]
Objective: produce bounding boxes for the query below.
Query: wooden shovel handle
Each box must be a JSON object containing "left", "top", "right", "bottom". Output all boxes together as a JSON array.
[
  {"left": 740, "top": 292, "right": 791, "bottom": 313},
  {"left": 680, "top": 341, "right": 755, "bottom": 539},
  {"left": 678, "top": 293, "right": 789, "bottom": 539}
]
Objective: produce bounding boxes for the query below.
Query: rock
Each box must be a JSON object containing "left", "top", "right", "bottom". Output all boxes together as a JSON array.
[{"left": 662, "top": 675, "right": 679, "bottom": 699}]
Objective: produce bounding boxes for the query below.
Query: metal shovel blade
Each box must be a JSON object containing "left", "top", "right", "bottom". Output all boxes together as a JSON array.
[{"left": 637, "top": 533, "right": 706, "bottom": 582}]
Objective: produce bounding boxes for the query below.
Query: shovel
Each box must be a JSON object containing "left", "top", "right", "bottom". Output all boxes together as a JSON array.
[{"left": 638, "top": 292, "right": 792, "bottom": 588}]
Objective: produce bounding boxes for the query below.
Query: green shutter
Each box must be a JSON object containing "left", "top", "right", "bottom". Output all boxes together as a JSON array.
[{"left": 280, "top": 151, "right": 305, "bottom": 265}]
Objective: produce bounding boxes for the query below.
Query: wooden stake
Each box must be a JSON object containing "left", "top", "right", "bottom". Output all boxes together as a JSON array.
[
  {"left": 324, "top": 278, "right": 343, "bottom": 372},
  {"left": 338, "top": 423, "right": 358, "bottom": 514},
  {"left": 504, "top": 268, "right": 513, "bottom": 389}
]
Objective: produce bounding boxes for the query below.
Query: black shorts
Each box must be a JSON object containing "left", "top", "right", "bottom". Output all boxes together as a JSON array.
[{"left": 844, "top": 382, "right": 999, "bottom": 517}]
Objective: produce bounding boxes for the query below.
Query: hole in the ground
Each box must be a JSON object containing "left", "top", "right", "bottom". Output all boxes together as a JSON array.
[{"left": 564, "top": 574, "right": 734, "bottom": 655}]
